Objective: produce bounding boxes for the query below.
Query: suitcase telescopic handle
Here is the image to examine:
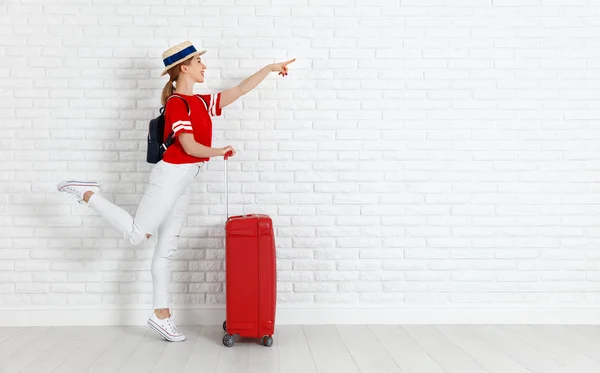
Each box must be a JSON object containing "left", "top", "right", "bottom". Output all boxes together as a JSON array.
[{"left": 224, "top": 150, "right": 234, "bottom": 220}]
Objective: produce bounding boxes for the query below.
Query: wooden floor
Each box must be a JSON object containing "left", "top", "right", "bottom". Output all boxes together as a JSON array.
[{"left": 0, "top": 325, "right": 599, "bottom": 372}]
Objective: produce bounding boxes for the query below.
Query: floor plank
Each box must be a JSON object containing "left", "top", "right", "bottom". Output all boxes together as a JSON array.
[
  {"left": 336, "top": 325, "right": 402, "bottom": 373},
  {"left": 87, "top": 326, "right": 148, "bottom": 373},
  {"left": 245, "top": 334, "right": 280, "bottom": 373},
  {"left": 470, "top": 325, "right": 571, "bottom": 373},
  {"left": 20, "top": 326, "right": 99, "bottom": 373},
  {"left": 403, "top": 325, "right": 487, "bottom": 373},
  {"left": 0, "top": 327, "right": 23, "bottom": 344},
  {"left": 117, "top": 326, "right": 167, "bottom": 373},
  {"left": 568, "top": 325, "right": 600, "bottom": 344},
  {"left": 183, "top": 325, "right": 223, "bottom": 373},
  {"left": 0, "top": 326, "right": 74, "bottom": 373},
  {"left": 303, "top": 325, "right": 360, "bottom": 373},
  {"left": 277, "top": 325, "right": 317, "bottom": 373},
  {"left": 52, "top": 326, "right": 128, "bottom": 373},
  {"left": 501, "top": 325, "right": 600, "bottom": 373},
  {"left": 0, "top": 326, "right": 49, "bottom": 364},
  {"left": 436, "top": 325, "right": 531, "bottom": 373},
  {"left": 214, "top": 335, "right": 252, "bottom": 373},
  {"left": 529, "top": 325, "right": 600, "bottom": 364},
  {"left": 151, "top": 325, "right": 203, "bottom": 373},
  {"left": 369, "top": 325, "right": 445, "bottom": 373},
  {"left": 247, "top": 338, "right": 280, "bottom": 373}
]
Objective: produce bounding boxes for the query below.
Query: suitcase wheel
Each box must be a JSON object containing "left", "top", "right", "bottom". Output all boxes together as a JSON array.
[
  {"left": 223, "top": 334, "right": 235, "bottom": 347},
  {"left": 222, "top": 321, "right": 227, "bottom": 331},
  {"left": 261, "top": 335, "right": 273, "bottom": 347}
]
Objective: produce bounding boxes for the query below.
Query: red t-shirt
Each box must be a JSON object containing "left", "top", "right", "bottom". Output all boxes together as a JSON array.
[{"left": 162, "top": 92, "right": 222, "bottom": 164}]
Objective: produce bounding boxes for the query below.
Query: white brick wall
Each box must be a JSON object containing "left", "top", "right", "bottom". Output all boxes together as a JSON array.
[{"left": 2, "top": 0, "right": 600, "bottom": 323}]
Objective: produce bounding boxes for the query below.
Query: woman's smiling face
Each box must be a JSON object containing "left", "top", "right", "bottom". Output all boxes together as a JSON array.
[{"left": 188, "top": 55, "right": 206, "bottom": 83}]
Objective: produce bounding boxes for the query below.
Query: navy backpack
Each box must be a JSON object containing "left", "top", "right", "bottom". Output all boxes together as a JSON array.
[{"left": 146, "top": 95, "right": 189, "bottom": 164}]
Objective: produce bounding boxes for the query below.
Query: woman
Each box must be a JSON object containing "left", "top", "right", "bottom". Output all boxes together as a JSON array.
[{"left": 57, "top": 41, "right": 294, "bottom": 342}]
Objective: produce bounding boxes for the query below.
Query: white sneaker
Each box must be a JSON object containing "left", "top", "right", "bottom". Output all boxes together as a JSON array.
[
  {"left": 147, "top": 311, "right": 186, "bottom": 342},
  {"left": 57, "top": 181, "right": 100, "bottom": 204}
]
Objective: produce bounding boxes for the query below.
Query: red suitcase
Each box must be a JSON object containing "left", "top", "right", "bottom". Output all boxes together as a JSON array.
[{"left": 221, "top": 153, "right": 277, "bottom": 347}]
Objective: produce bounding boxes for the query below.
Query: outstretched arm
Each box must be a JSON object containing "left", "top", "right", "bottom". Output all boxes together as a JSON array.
[{"left": 219, "top": 58, "right": 295, "bottom": 109}]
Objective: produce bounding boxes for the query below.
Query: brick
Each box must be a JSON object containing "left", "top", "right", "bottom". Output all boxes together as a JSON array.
[
  {"left": 32, "top": 272, "right": 67, "bottom": 283},
  {"left": 67, "top": 294, "right": 103, "bottom": 305},
  {"left": 119, "top": 283, "right": 152, "bottom": 294},
  {"left": 277, "top": 249, "right": 314, "bottom": 259},
  {"left": 189, "top": 283, "right": 222, "bottom": 293},
  {"left": 52, "top": 283, "right": 86, "bottom": 293},
  {"left": 0, "top": 284, "right": 15, "bottom": 294},
  {"left": 315, "top": 294, "right": 359, "bottom": 303},
  {"left": 359, "top": 293, "right": 405, "bottom": 303},
  {"left": 277, "top": 293, "right": 314, "bottom": 303},
  {"left": 314, "top": 249, "right": 357, "bottom": 259},
  {"left": 294, "top": 283, "right": 337, "bottom": 293},
  {"left": 315, "top": 272, "right": 360, "bottom": 282},
  {"left": 337, "top": 260, "right": 381, "bottom": 271},
  {"left": 451, "top": 271, "right": 494, "bottom": 282},
  {"left": 293, "top": 260, "right": 336, "bottom": 271}
]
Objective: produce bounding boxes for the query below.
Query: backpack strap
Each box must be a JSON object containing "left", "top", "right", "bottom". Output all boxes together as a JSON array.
[
  {"left": 195, "top": 94, "right": 208, "bottom": 111},
  {"left": 167, "top": 94, "right": 190, "bottom": 115},
  {"left": 162, "top": 94, "right": 190, "bottom": 151}
]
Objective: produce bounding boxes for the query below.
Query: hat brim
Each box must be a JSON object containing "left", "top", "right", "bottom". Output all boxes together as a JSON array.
[{"left": 160, "top": 50, "right": 206, "bottom": 76}]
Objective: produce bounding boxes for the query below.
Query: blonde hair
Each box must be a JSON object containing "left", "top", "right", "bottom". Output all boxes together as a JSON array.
[{"left": 160, "top": 58, "right": 193, "bottom": 106}]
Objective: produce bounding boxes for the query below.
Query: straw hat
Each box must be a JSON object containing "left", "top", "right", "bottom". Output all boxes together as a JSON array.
[{"left": 160, "top": 40, "right": 206, "bottom": 76}]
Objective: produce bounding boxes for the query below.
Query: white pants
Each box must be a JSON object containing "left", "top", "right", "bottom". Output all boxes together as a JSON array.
[{"left": 88, "top": 160, "right": 203, "bottom": 309}]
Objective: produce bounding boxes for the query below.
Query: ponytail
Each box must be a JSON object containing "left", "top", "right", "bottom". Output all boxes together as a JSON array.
[
  {"left": 160, "top": 57, "right": 194, "bottom": 106},
  {"left": 161, "top": 75, "right": 175, "bottom": 106}
]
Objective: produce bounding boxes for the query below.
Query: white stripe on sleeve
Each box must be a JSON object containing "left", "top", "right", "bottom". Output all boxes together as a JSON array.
[
  {"left": 210, "top": 93, "right": 216, "bottom": 116},
  {"left": 172, "top": 120, "right": 192, "bottom": 133},
  {"left": 173, "top": 125, "right": 193, "bottom": 133}
]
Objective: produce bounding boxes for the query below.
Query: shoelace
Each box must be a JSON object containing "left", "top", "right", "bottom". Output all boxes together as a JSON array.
[
  {"left": 166, "top": 317, "right": 180, "bottom": 334},
  {"left": 65, "top": 187, "right": 84, "bottom": 204}
]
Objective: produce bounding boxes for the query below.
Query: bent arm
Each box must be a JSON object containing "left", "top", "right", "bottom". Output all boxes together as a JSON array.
[{"left": 178, "top": 133, "right": 223, "bottom": 158}]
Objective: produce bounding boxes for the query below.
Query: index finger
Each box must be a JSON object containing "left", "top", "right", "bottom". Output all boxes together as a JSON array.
[{"left": 282, "top": 58, "right": 296, "bottom": 66}]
